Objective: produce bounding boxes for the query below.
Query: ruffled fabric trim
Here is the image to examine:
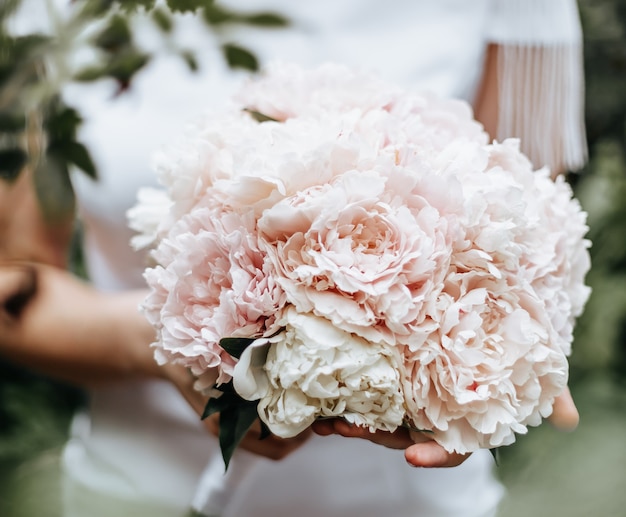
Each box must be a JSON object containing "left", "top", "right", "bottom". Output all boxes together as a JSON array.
[
  {"left": 496, "top": 43, "right": 587, "bottom": 175},
  {"left": 487, "top": 0, "right": 587, "bottom": 174}
]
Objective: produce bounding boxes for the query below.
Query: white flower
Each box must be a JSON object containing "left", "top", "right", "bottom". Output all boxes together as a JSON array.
[
  {"left": 127, "top": 187, "right": 171, "bottom": 250},
  {"left": 233, "top": 307, "right": 406, "bottom": 437}
]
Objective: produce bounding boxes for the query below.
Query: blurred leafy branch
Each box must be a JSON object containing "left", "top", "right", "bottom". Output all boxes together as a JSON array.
[
  {"left": 0, "top": 1, "right": 288, "bottom": 505},
  {"left": 0, "top": 0, "right": 287, "bottom": 219},
  {"left": 570, "top": 0, "right": 626, "bottom": 383}
]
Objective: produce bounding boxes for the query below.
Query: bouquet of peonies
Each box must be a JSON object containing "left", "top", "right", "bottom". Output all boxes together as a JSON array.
[{"left": 129, "top": 62, "right": 591, "bottom": 465}]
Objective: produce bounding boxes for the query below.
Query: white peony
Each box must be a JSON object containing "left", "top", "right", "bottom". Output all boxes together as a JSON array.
[{"left": 233, "top": 307, "right": 405, "bottom": 437}]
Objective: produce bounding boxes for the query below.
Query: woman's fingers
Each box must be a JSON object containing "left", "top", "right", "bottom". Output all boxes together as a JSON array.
[
  {"left": 405, "top": 440, "right": 469, "bottom": 468},
  {"left": 312, "top": 418, "right": 471, "bottom": 468},
  {"left": 0, "top": 263, "right": 38, "bottom": 323},
  {"left": 168, "top": 371, "right": 313, "bottom": 462},
  {"left": 163, "top": 364, "right": 209, "bottom": 415},
  {"left": 548, "top": 386, "right": 579, "bottom": 432},
  {"left": 203, "top": 412, "right": 312, "bottom": 461},
  {"left": 313, "top": 418, "right": 414, "bottom": 449},
  {"left": 172, "top": 375, "right": 579, "bottom": 467}
]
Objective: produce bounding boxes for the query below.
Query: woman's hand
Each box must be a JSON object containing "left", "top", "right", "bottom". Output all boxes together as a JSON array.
[
  {"left": 165, "top": 365, "right": 312, "bottom": 461},
  {"left": 312, "top": 419, "right": 469, "bottom": 468},
  {"left": 205, "top": 413, "right": 312, "bottom": 461},
  {"left": 312, "top": 387, "right": 580, "bottom": 468},
  {"left": 0, "top": 262, "right": 161, "bottom": 385},
  {"left": 0, "top": 263, "right": 38, "bottom": 324},
  {"left": 548, "top": 386, "right": 579, "bottom": 431}
]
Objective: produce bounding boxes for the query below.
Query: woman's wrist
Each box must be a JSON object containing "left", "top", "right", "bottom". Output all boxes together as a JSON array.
[{"left": 104, "top": 289, "right": 162, "bottom": 381}]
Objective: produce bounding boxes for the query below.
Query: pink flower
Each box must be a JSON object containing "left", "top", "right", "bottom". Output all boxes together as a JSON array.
[
  {"left": 142, "top": 208, "right": 286, "bottom": 384},
  {"left": 235, "top": 61, "right": 399, "bottom": 122},
  {"left": 258, "top": 167, "right": 454, "bottom": 346},
  {"left": 402, "top": 273, "right": 569, "bottom": 453},
  {"left": 400, "top": 139, "right": 589, "bottom": 453}
]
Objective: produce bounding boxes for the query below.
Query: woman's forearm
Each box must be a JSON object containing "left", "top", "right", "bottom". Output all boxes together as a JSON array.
[
  {"left": 473, "top": 43, "right": 499, "bottom": 143},
  {"left": 0, "top": 263, "right": 160, "bottom": 387}
]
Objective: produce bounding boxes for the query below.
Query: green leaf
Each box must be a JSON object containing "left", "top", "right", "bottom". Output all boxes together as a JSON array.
[
  {"left": 166, "top": 0, "right": 211, "bottom": 13},
  {"left": 114, "top": 0, "right": 156, "bottom": 12},
  {"left": 95, "top": 15, "right": 132, "bottom": 53},
  {"left": 179, "top": 49, "right": 199, "bottom": 72},
  {"left": 0, "top": 34, "right": 49, "bottom": 89},
  {"left": 200, "top": 386, "right": 264, "bottom": 469},
  {"left": 0, "top": 113, "right": 25, "bottom": 133},
  {"left": 46, "top": 106, "right": 81, "bottom": 143},
  {"left": 202, "top": 3, "right": 233, "bottom": 25},
  {"left": 219, "top": 401, "right": 259, "bottom": 469},
  {"left": 151, "top": 7, "right": 174, "bottom": 33},
  {"left": 219, "top": 337, "right": 256, "bottom": 359},
  {"left": 33, "top": 152, "right": 76, "bottom": 222},
  {"left": 79, "top": 0, "right": 116, "bottom": 17},
  {"left": 0, "top": 34, "right": 50, "bottom": 61},
  {"left": 76, "top": 52, "right": 150, "bottom": 88},
  {"left": 215, "top": 381, "right": 237, "bottom": 394},
  {"left": 73, "top": 66, "right": 106, "bottom": 83},
  {"left": 201, "top": 391, "right": 240, "bottom": 420},
  {"left": 109, "top": 51, "right": 151, "bottom": 87},
  {"left": 0, "top": 148, "right": 27, "bottom": 182},
  {"left": 61, "top": 141, "right": 98, "bottom": 179},
  {"left": 243, "top": 108, "right": 279, "bottom": 123},
  {"left": 258, "top": 420, "right": 271, "bottom": 440},
  {"left": 221, "top": 43, "right": 258, "bottom": 71},
  {"left": 242, "top": 12, "right": 289, "bottom": 28}
]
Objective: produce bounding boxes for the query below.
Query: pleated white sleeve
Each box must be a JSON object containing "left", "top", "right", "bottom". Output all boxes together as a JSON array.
[{"left": 486, "top": 0, "right": 587, "bottom": 174}]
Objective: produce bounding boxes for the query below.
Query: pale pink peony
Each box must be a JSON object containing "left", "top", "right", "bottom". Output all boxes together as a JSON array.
[
  {"left": 258, "top": 167, "right": 454, "bottom": 346},
  {"left": 234, "top": 61, "right": 399, "bottom": 122},
  {"left": 142, "top": 208, "right": 286, "bottom": 384},
  {"left": 400, "top": 138, "right": 589, "bottom": 453}
]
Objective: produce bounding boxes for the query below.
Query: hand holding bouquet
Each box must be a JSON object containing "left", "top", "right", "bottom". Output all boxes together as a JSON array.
[{"left": 129, "top": 62, "right": 590, "bottom": 468}]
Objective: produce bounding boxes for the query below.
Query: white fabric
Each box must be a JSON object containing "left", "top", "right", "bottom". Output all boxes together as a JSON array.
[
  {"left": 486, "top": 0, "right": 583, "bottom": 45},
  {"left": 54, "top": 1, "right": 585, "bottom": 515},
  {"left": 495, "top": 43, "right": 587, "bottom": 175},
  {"left": 485, "top": 0, "right": 587, "bottom": 173}
]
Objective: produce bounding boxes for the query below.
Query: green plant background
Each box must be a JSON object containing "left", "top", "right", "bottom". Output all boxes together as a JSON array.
[{"left": 1, "top": 1, "right": 626, "bottom": 516}]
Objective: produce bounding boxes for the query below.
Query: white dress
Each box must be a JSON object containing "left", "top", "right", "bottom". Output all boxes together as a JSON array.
[{"left": 55, "top": 1, "right": 585, "bottom": 516}]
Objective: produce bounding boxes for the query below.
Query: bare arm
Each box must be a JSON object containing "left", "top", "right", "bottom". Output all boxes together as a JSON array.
[
  {"left": 0, "top": 163, "right": 160, "bottom": 386},
  {"left": 473, "top": 43, "right": 499, "bottom": 143},
  {"left": 0, "top": 263, "right": 161, "bottom": 386},
  {"left": 0, "top": 167, "right": 73, "bottom": 268}
]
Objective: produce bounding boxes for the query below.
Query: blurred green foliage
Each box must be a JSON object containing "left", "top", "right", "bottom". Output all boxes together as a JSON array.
[
  {"left": 498, "top": 3, "right": 626, "bottom": 515},
  {"left": 569, "top": 0, "right": 626, "bottom": 383},
  {"left": 0, "top": 0, "right": 288, "bottom": 217},
  {"left": 0, "top": 2, "right": 288, "bottom": 514}
]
